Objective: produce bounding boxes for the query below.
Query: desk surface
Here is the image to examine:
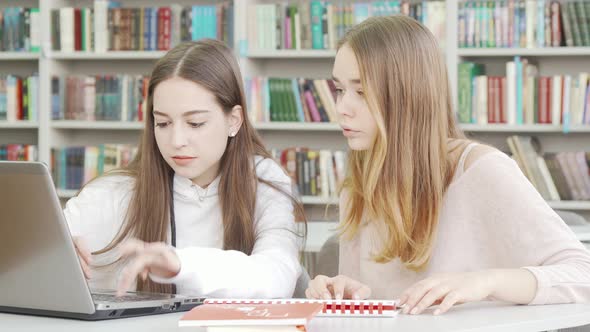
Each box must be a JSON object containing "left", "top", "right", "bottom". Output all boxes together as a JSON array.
[{"left": 3, "top": 302, "right": 590, "bottom": 332}]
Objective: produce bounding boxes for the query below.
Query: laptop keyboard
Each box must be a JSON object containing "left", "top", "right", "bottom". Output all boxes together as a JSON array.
[{"left": 92, "top": 293, "right": 173, "bottom": 303}]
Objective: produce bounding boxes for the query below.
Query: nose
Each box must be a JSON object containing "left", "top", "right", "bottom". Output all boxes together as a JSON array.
[
  {"left": 336, "top": 93, "right": 354, "bottom": 118},
  {"left": 171, "top": 124, "right": 189, "bottom": 148}
]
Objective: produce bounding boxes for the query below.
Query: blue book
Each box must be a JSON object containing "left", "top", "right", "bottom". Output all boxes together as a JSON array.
[
  {"left": 353, "top": 3, "right": 370, "bottom": 24},
  {"left": 310, "top": 1, "right": 324, "bottom": 49},
  {"left": 151, "top": 7, "right": 158, "bottom": 51},
  {"left": 209, "top": 6, "right": 218, "bottom": 39},
  {"left": 291, "top": 79, "right": 304, "bottom": 122},
  {"left": 192, "top": 6, "right": 203, "bottom": 41}
]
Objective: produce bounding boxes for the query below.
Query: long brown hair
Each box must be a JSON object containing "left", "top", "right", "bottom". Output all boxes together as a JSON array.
[
  {"left": 94, "top": 40, "right": 304, "bottom": 293},
  {"left": 338, "top": 16, "right": 467, "bottom": 271}
]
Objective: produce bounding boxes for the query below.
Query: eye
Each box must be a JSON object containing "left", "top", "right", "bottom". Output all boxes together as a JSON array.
[
  {"left": 155, "top": 121, "right": 170, "bottom": 128},
  {"left": 356, "top": 90, "right": 364, "bottom": 96},
  {"left": 335, "top": 88, "right": 344, "bottom": 96},
  {"left": 188, "top": 122, "right": 205, "bottom": 129}
]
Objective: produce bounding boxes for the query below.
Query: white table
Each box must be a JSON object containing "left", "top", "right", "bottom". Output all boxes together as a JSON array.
[{"left": 2, "top": 302, "right": 590, "bottom": 332}]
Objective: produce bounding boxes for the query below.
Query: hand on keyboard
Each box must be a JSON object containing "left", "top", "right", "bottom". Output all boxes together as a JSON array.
[{"left": 116, "top": 238, "right": 181, "bottom": 296}]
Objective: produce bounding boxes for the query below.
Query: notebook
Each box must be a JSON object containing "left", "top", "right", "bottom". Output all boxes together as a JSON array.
[
  {"left": 178, "top": 302, "right": 324, "bottom": 327},
  {"left": 203, "top": 299, "right": 399, "bottom": 317}
]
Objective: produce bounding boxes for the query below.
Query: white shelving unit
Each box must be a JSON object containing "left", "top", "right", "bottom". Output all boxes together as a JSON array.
[
  {"left": 457, "top": 47, "right": 590, "bottom": 57},
  {"left": 51, "top": 120, "right": 144, "bottom": 130},
  {"left": 2, "top": 0, "right": 589, "bottom": 225},
  {"left": 47, "top": 51, "right": 168, "bottom": 60},
  {"left": 0, "top": 122, "right": 39, "bottom": 129}
]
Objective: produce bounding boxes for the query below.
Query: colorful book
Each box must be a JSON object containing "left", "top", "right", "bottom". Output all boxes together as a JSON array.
[{"left": 179, "top": 301, "right": 323, "bottom": 327}]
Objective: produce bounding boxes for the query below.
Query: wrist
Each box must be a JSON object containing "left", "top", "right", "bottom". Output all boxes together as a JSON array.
[{"left": 486, "top": 269, "right": 503, "bottom": 301}]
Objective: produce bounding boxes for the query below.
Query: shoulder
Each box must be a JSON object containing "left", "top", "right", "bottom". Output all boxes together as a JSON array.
[
  {"left": 463, "top": 144, "right": 503, "bottom": 171},
  {"left": 254, "top": 155, "right": 291, "bottom": 185},
  {"left": 74, "top": 174, "right": 135, "bottom": 203}
]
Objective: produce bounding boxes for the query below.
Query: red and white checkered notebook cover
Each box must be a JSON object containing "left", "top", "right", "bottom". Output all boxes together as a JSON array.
[{"left": 203, "top": 299, "right": 399, "bottom": 317}]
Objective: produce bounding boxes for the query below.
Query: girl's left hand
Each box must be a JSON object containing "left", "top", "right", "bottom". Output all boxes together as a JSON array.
[
  {"left": 116, "top": 239, "right": 181, "bottom": 296},
  {"left": 398, "top": 271, "right": 497, "bottom": 315}
]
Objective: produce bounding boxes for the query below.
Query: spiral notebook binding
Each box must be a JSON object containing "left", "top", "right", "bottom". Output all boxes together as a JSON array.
[{"left": 203, "top": 299, "right": 399, "bottom": 317}]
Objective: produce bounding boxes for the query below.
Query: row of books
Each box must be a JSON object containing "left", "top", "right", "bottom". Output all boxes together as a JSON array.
[
  {"left": 51, "top": 1, "right": 233, "bottom": 52},
  {"left": 51, "top": 75, "right": 149, "bottom": 122},
  {"left": 0, "top": 144, "right": 37, "bottom": 161},
  {"left": 459, "top": 0, "right": 590, "bottom": 48},
  {"left": 458, "top": 59, "right": 590, "bottom": 125},
  {"left": 507, "top": 136, "right": 590, "bottom": 201},
  {"left": 0, "top": 75, "right": 39, "bottom": 122},
  {"left": 271, "top": 148, "right": 346, "bottom": 198},
  {"left": 0, "top": 7, "right": 40, "bottom": 52},
  {"left": 247, "top": 1, "right": 446, "bottom": 51},
  {"left": 51, "top": 144, "right": 137, "bottom": 190},
  {"left": 246, "top": 78, "right": 337, "bottom": 124}
]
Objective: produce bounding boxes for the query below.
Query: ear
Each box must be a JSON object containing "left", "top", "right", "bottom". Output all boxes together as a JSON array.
[{"left": 227, "top": 105, "right": 243, "bottom": 137}]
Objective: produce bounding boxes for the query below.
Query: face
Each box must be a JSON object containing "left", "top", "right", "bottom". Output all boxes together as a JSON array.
[
  {"left": 332, "top": 44, "right": 378, "bottom": 151},
  {"left": 152, "top": 76, "right": 242, "bottom": 188}
]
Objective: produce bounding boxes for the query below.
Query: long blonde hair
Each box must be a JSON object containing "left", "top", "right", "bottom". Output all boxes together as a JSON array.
[{"left": 339, "top": 16, "right": 466, "bottom": 271}]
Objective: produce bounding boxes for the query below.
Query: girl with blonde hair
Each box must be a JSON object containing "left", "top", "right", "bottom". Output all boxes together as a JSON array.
[{"left": 306, "top": 16, "right": 590, "bottom": 315}]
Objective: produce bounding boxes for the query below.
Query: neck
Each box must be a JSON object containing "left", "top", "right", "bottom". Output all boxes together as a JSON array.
[{"left": 191, "top": 162, "right": 220, "bottom": 188}]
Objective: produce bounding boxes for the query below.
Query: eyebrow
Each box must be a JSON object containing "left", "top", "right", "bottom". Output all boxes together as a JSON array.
[
  {"left": 331, "top": 76, "right": 361, "bottom": 84},
  {"left": 152, "top": 110, "right": 209, "bottom": 117}
]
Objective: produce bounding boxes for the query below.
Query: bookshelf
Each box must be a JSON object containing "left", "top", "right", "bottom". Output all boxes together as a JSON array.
[{"left": 1, "top": 0, "right": 589, "bottom": 227}]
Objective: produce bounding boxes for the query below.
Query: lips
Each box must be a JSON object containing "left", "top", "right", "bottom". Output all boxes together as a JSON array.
[
  {"left": 341, "top": 126, "right": 361, "bottom": 137},
  {"left": 172, "top": 156, "right": 196, "bottom": 166}
]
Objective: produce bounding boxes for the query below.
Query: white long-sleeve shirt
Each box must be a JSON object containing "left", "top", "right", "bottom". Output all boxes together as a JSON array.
[
  {"left": 64, "top": 156, "right": 301, "bottom": 298},
  {"left": 340, "top": 143, "right": 590, "bottom": 304}
]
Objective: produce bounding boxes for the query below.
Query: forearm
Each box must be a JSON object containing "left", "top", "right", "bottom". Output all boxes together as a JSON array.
[{"left": 489, "top": 268, "right": 537, "bottom": 304}]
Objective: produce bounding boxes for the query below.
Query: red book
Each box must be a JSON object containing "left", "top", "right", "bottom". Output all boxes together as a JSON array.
[
  {"left": 179, "top": 302, "right": 323, "bottom": 328},
  {"left": 161, "top": 7, "right": 171, "bottom": 50},
  {"left": 74, "top": 8, "right": 81, "bottom": 51}
]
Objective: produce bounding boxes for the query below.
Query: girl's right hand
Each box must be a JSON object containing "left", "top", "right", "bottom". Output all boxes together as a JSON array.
[
  {"left": 305, "top": 275, "right": 371, "bottom": 300},
  {"left": 72, "top": 236, "right": 92, "bottom": 279}
]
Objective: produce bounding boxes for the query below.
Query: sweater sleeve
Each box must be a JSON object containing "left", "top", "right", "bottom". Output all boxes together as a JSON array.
[
  {"left": 63, "top": 175, "right": 133, "bottom": 253},
  {"left": 152, "top": 159, "right": 302, "bottom": 298},
  {"left": 62, "top": 175, "right": 134, "bottom": 290},
  {"left": 463, "top": 152, "right": 590, "bottom": 305}
]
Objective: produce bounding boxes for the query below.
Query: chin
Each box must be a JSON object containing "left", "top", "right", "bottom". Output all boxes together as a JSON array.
[{"left": 347, "top": 139, "right": 371, "bottom": 151}]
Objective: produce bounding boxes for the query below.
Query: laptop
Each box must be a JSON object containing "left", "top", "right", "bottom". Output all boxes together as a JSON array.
[{"left": 0, "top": 161, "right": 205, "bottom": 320}]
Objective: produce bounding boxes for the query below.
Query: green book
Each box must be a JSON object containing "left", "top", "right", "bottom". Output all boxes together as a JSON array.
[{"left": 457, "top": 62, "right": 485, "bottom": 124}]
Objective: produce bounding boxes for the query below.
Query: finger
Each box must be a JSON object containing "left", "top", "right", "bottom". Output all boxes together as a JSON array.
[
  {"left": 348, "top": 282, "right": 371, "bottom": 300},
  {"left": 434, "top": 291, "right": 462, "bottom": 315},
  {"left": 74, "top": 238, "right": 92, "bottom": 265},
  {"left": 306, "top": 283, "right": 322, "bottom": 299},
  {"left": 310, "top": 275, "right": 333, "bottom": 300},
  {"left": 411, "top": 285, "right": 451, "bottom": 315},
  {"left": 117, "top": 254, "right": 155, "bottom": 296},
  {"left": 401, "top": 280, "right": 438, "bottom": 314},
  {"left": 331, "top": 277, "right": 347, "bottom": 300}
]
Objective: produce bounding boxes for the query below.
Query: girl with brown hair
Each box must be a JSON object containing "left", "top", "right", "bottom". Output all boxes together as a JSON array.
[
  {"left": 306, "top": 15, "right": 590, "bottom": 314},
  {"left": 65, "top": 39, "right": 303, "bottom": 298}
]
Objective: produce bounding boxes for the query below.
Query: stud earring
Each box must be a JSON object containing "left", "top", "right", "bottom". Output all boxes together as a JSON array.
[{"left": 230, "top": 131, "right": 236, "bottom": 137}]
